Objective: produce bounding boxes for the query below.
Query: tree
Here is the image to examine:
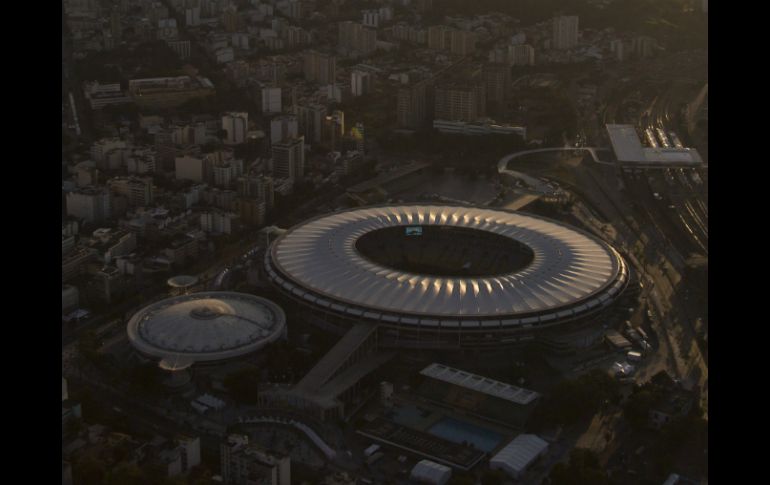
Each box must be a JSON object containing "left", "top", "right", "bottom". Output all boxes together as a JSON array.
[
  {"left": 535, "top": 370, "right": 620, "bottom": 426},
  {"left": 126, "top": 362, "right": 162, "bottom": 396},
  {"left": 481, "top": 469, "right": 506, "bottom": 485},
  {"left": 78, "top": 329, "right": 103, "bottom": 365},
  {"left": 449, "top": 473, "right": 476, "bottom": 485},
  {"left": 103, "top": 462, "right": 147, "bottom": 485},
  {"left": 548, "top": 449, "right": 610, "bottom": 485},
  {"left": 73, "top": 454, "right": 107, "bottom": 485},
  {"left": 623, "top": 387, "right": 658, "bottom": 429},
  {"left": 64, "top": 416, "right": 84, "bottom": 439},
  {"left": 224, "top": 367, "right": 261, "bottom": 404}
]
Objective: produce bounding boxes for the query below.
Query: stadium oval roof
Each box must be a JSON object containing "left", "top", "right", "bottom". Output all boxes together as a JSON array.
[
  {"left": 127, "top": 291, "right": 286, "bottom": 363},
  {"left": 266, "top": 205, "right": 628, "bottom": 328}
]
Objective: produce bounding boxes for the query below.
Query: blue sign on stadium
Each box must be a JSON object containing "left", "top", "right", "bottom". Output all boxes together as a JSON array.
[{"left": 405, "top": 226, "right": 423, "bottom": 236}]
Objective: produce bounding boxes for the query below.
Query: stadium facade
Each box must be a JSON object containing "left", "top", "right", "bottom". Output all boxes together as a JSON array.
[{"left": 265, "top": 205, "right": 629, "bottom": 351}]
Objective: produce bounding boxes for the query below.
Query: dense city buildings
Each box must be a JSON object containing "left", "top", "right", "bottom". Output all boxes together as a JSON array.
[
  {"left": 62, "top": 1, "right": 707, "bottom": 483},
  {"left": 338, "top": 21, "right": 377, "bottom": 57},
  {"left": 303, "top": 50, "right": 337, "bottom": 85},
  {"left": 261, "top": 86, "right": 282, "bottom": 114},
  {"left": 128, "top": 76, "right": 215, "bottom": 110},
  {"left": 295, "top": 103, "right": 327, "bottom": 144},
  {"left": 221, "top": 434, "right": 291, "bottom": 485},
  {"left": 552, "top": 15, "right": 579, "bottom": 50},
  {"left": 510, "top": 44, "right": 536, "bottom": 66},
  {"left": 271, "top": 136, "right": 305, "bottom": 181},
  {"left": 397, "top": 80, "right": 432, "bottom": 130},
  {"left": 482, "top": 63, "right": 512, "bottom": 112},
  {"left": 222, "top": 112, "right": 249, "bottom": 145},
  {"left": 434, "top": 83, "right": 486, "bottom": 122}
]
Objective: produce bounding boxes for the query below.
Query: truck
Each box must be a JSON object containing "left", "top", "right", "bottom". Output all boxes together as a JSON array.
[
  {"left": 363, "top": 444, "right": 381, "bottom": 458},
  {"left": 627, "top": 351, "right": 643, "bottom": 363},
  {"left": 639, "top": 340, "right": 652, "bottom": 353},
  {"left": 624, "top": 328, "right": 642, "bottom": 343},
  {"left": 366, "top": 452, "right": 384, "bottom": 466}
]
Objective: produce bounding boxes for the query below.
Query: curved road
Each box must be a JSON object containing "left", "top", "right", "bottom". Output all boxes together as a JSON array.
[{"left": 497, "top": 147, "right": 614, "bottom": 174}]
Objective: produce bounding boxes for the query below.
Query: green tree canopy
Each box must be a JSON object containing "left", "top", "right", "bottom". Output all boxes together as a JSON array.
[
  {"left": 549, "top": 448, "right": 610, "bottom": 485},
  {"left": 224, "top": 367, "right": 261, "bottom": 404},
  {"left": 535, "top": 369, "right": 620, "bottom": 426}
]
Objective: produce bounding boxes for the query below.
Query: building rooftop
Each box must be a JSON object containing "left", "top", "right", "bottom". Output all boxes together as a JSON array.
[
  {"left": 420, "top": 363, "right": 540, "bottom": 405},
  {"left": 268, "top": 205, "right": 627, "bottom": 326},
  {"left": 126, "top": 291, "right": 286, "bottom": 364},
  {"left": 606, "top": 124, "right": 703, "bottom": 166},
  {"left": 489, "top": 434, "right": 549, "bottom": 476}
]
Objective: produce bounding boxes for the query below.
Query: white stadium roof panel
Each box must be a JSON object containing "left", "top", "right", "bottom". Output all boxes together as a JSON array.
[{"left": 267, "top": 205, "right": 626, "bottom": 328}]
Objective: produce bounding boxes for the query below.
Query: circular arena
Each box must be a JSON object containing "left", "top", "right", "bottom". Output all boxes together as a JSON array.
[
  {"left": 265, "top": 205, "right": 628, "bottom": 349},
  {"left": 126, "top": 291, "right": 286, "bottom": 366}
]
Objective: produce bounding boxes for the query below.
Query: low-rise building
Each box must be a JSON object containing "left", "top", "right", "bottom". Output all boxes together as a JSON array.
[
  {"left": 489, "top": 434, "right": 549, "bottom": 479},
  {"left": 164, "top": 235, "right": 199, "bottom": 266},
  {"left": 221, "top": 434, "right": 290, "bottom": 485},
  {"left": 128, "top": 76, "right": 215, "bottom": 110},
  {"left": 433, "top": 119, "right": 526, "bottom": 138},
  {"left": 647, "top": 371, "right": 697, "bottom": 429}
]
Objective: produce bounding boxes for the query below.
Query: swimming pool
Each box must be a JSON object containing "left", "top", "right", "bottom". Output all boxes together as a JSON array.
[{"left": 427, "top": 417, "right": 503, "bottom": 452}]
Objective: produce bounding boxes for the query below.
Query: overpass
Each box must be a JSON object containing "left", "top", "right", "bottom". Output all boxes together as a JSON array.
[{"left": 260, "top": 322, "right": 394, "bottom": 421}]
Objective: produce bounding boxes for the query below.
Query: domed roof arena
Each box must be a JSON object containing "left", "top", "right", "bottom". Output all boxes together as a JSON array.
[{"left": 127, "top": 291, "right": 286, "bottom": 365}]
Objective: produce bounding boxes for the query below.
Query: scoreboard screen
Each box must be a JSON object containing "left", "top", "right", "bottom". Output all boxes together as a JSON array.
[{"left": 405, "top": 226, "right": 423, "bottom": 236}]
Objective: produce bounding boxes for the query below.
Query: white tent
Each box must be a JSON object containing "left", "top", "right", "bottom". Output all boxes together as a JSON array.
[
  {"left": 410, "top": 459, "right": 452, "bottom": 485},
  {"left": 489, "top": 434, "right": 549, "bottom": 479}
]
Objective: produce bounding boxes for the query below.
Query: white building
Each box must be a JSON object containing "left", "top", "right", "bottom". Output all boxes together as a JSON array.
[
  {"left": 90, "top": 138, "right": 127, "bottom": 165},
  {"left": 610, "top": 39, "right": 625, "bottom": 61},
  {"left": 83, "top": 82, "right": 132, "bottom": 110},
  {"left": 213, "top": 159, "right": 244, "bottom": 188},
  {"left": 221, "top": 434, "right": 291, "bottom": 485},
  {"left": 185, "top": 7, "right": 200, "bottom": 26},
  {"left": 167, "top": 39, "right": 191, "bottom": 59},
  {"left": 215, "top": 47, "right": 234, "bottom": 63},
  {"left": 334, "top": 150, "right": 363, "bottom": 177},
  {"left": 489, "top": 434, "right": 549, "bottom": 479},
  {"left": 108, "top": 176, "right": 154, "bottom": 207},
  {"left": 126, "top": 149, "right": 157, "bottom": 174},
  {"left": 262, "top": 86, "right": 282, "bottom": 114},
  {"left": 272, "top": 137, "right": 305, "bottom": 181},
  {"left": 222, "top": 112, "right": 249, "bottom": 145},
  {"left": 295, "top": 103, "right": 327, "bottom": 144},
  {"left": 200, "top": 211, "right": 238, "bottom": 234},
  {"left": 410, "top": 460, "right": 452, "bottom": 485},
  {"left": 62, "top": 285, "right": 79, "bottom": 313},
  {"left": 362, "top": 10, "right": 380, "bottom": 28},
  {"left": 232, "top": 32, "right": 250, "bottom": 50},
  {"left": 351, "top": 70, "right": 372, "bottom": 97},
  {"left": 510, "top": 44, "right": 535, "bottom": 66},
  {"left": 510, "top": 32, "right": 526, "bottom": 45},
  {"left": 167, "top": 435, "right": 201, "bottom": 477},
  {"left": 303, "top": 50, "right": 337, "bottom": 85},
  {"left": 175, "top": 155, "right": 205, "bottom": 182},
  {"left": 270, "top": 114, "right": 299, "bottom": 145},
  {"left": 552, "top": 15, "right": 579, "bottom": 50},
  {"left": 66, "top": 187, "right": 111, "bottom": 224}
]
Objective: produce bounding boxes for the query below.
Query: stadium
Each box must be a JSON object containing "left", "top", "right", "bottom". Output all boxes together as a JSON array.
[
  {"left": 126, "top": 291, "right": 287, "bottom": 374},
  {"left": 265, "top": 205, "right": 629, "bottom": 351}
]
